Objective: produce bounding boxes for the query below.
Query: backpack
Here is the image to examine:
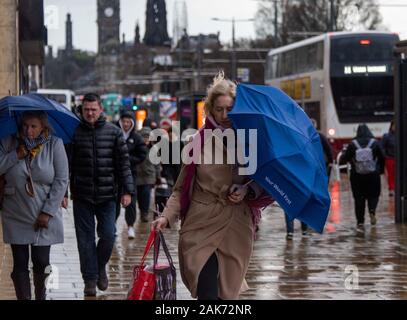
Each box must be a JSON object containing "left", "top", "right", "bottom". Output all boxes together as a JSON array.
[{"left": 352, "top": 139, "right": 377, "bottom": 174}]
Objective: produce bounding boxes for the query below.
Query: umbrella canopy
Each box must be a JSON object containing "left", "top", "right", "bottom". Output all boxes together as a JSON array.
[
  {"left": 228, "top": 84, "right": 331, "bottom": 233},
  {"left": 0, "top": 93, "right": 80, "bottom": 144}
]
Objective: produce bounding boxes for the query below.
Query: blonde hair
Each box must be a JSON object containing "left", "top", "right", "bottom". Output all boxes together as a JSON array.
[{"left": 204, "top": 71, "right": 236, "bottom": 116}]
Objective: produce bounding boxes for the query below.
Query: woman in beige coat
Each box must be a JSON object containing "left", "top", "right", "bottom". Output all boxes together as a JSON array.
[{"left": 152, "top": 73, "right": 272, "bottom": 300}]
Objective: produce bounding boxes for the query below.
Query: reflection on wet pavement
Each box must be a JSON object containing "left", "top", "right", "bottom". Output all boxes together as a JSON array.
[{"left": 1, "top": 175, "right": 406, "bottom": 300}]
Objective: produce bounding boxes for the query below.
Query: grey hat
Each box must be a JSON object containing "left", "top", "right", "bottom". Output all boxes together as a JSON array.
[{"left": 139, "top": 126, "right": 152, "bottom": 137}]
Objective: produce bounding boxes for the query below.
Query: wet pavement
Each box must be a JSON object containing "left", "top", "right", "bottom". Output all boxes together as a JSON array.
[{"left": 1, "top": 175, "right": 407, "bottom": 300}]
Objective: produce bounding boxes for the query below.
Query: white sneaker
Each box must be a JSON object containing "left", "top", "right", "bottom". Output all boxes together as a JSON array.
[{"left": 127, "top": 227, "right": 135, "bottom": 239}]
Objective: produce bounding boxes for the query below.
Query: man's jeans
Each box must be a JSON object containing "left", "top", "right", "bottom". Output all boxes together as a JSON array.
[{"left": 73, "top": 199, "right": 116, "bottom": 281}]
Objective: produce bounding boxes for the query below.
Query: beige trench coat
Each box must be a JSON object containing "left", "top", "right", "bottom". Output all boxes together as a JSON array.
[{"left": 162, "top": 131, "right": 254, "bottom": 299}]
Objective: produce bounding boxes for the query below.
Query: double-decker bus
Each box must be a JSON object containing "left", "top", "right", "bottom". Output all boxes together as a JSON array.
[{"left": 265, "top": 31, "right": 399, "bottom": 155}]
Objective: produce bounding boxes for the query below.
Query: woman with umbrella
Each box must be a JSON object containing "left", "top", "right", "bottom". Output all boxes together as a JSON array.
[
  {"left": 0, "top": 111, "right": 69, "bottom": 300},
  {"left": 339, "top": 124, "right": 385, "bottom": 228},
  {"left": 151, "top": 72, "right": 272, "bottom": 300}
]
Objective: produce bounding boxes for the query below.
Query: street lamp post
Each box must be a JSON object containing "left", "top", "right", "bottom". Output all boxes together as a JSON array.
[{"left": 212, "top": 17, "right": 254, "bottom": 81}]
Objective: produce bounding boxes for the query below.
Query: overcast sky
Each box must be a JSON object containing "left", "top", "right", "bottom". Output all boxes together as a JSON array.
[{"left": 44, "top": 0, "right": 407, "bottom": 53}]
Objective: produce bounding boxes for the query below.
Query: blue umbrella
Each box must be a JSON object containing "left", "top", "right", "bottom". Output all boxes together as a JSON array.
[
  {"left": 0, "top": 93, "right": 80, "bottom": 144},
  {"left": 228, "top": 84, "right": 331, "bottom": 233}
]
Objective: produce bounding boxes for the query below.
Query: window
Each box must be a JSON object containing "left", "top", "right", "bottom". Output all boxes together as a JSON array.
[
  {"left": 266, "top": 54, "right": 279, "bottom": 79},
  {"left": 330, "top": 35, "right": 398, "bottom": 63},
  {"left": 275, "top": 41, "right": 324, "bottom": 78},
  {"left": 331, "top": 76, "right": 394, "bottom": 123}
]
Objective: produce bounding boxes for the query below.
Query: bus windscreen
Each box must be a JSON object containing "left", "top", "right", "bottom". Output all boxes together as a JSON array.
[{"left": 330, "top": 34, "right": 398, "bottom": 123}]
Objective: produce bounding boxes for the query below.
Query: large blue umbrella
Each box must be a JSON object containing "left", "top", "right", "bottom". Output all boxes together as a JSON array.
[
  {"left": 228, "top": 84, "right": 331, "bottom": 233},
  {"left": 0, "top": 93, "right": 80, "bottom": 143}
]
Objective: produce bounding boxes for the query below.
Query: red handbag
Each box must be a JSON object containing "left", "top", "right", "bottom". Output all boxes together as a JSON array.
[{"left": 127, "top": 231, "right": 156, "bottom": 300}]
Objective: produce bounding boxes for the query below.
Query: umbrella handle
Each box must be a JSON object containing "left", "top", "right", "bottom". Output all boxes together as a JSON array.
[{"left": 230, "top": 179, "right": 254, "bottom": 193}]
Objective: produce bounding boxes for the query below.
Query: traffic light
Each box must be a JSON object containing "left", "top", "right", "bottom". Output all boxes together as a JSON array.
[{"left": 132, "top": 105, "right": 138, "bottom": 111}]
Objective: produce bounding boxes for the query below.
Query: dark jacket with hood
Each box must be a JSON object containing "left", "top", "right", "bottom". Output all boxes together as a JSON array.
[
  {"left": 69, "top": 115, "right": 135, "bottom": 204},
  {"left": 340, "top": 124, "right": 385, "bottom": 198},
  {"left": 117, "top": 111, "right": 148, "bottom": 177},
  {"left": 381, "top": 123, "right": 395, "bottom": 159}
]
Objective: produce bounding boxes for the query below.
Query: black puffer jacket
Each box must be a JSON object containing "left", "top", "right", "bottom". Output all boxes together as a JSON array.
[
  {"left": 117, "top": 112, "right": 148, "bottom": 177},
  {"left": 69, "top": 116, "right": 135, "bottom": 204}
]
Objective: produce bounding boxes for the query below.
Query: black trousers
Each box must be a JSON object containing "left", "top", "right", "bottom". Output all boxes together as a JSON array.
[
  {"left": 197, "top": 253, "right": 219, "bottom": 300},
  {"left": 115, "top": 194, "right": 137, "bottom": 226},
  {"left": 115, "top": 174, "right": 138, "bottom": 226},
  {"left": 354, "top": 196, "right": 379, "bottom": 224},
  {"left": 11, "top": 244, "right": 50, "bottom": 274}
]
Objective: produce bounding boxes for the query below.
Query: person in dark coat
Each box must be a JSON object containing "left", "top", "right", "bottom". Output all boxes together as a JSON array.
[
  {"left": 339, "top": 124, "right": 385, "bottom": 227},
  {"left": 311, "top": 119, "right": 333, "bottom": 176},
  {"left": 136, "top": 126, "right": 161, "bottom": 222},
  {"left": 115, "top": 111, "right": 147, "bottom": 239},
  {"left": 381, "top": 121, "right": 395, "bottom": 196},
  {"left": 68, "top": 93, "right": 135, "bottom": 296}
]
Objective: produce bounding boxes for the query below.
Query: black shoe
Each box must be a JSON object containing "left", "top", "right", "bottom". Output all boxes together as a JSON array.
[
  {"left": 370, "top": 214, "right": 377, "bottom": 226},
  {"left": 33, "top": 273, "right": 49, "bottom": 300},
  {"left": 356, "top": 223, "right": 365, "bottom": 231},
  {"left": 11, "top": 272, "right": 31, "bottom": 300},
  {"left": 84, "top": 280, "right": 97, "bottom": 297},
  {"left": 140, "top": 214, "right": 149, "bottom": 223},
  {"left": 97, "top": 266, "right": 109, "bottom": 291}
]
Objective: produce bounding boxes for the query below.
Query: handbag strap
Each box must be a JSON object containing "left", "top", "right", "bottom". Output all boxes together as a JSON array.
[
  {"left": 153, "top": 231, "right": 174, "bottom": 267},
  {"left": 140, "top": 230, "right": 157, "bottom": 266}
]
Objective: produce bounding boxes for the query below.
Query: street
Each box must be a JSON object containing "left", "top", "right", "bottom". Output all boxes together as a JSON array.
[{"left": 1, "top": 175, "right": 406, "bottom": 300}]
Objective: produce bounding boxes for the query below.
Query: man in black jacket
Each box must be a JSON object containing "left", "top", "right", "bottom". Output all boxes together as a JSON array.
[
  {"left": 116, "top": 111, "right": 147, "bottom": 239},
  {"left": 69, "top": 93, "right": 134, "bottom": 297}
]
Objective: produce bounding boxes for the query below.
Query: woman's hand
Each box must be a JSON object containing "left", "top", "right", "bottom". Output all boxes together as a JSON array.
[
  {"left": 151, "top": 217, "right": 168, "bottom": 232},
  {"left": 228, "top": 184, "right": 248, "bottom": 204},
  {"left": 61, "top": 197, "right": 68, "bottom": 209},
  {"left": 16, "top": 144, "right": 28, "bottom": 160},
  {"left": 34, "top": 212, "right": 51, "bottom": 231}
]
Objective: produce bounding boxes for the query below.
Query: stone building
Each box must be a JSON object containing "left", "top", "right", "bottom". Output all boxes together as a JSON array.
[
  {"left": 0, "top": 0, "right": 46, "bottom": 97},
  {"left": 44, "top": 0, "right": 268, "bottom": 97}
]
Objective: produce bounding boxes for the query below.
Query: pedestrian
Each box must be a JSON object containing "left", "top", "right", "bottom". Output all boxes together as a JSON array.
[
  {"left": 151, "top": 72, "right": 273, "bottom": 300},
  {"left": 381, "top": 120, "right": 395, "bottom": 196},
  {"left": 159, "top": 123, "right": 181, "bottom": 187},
  {"left": 142, "top": 118, "right": 158, "bottom": 130},
  {"left": 339, "top": 124, "right": 385, "bottom": 228},
  {"left": 0, "top": 111, "right": 69, "bottom": 300},
  {"left": 136, "top": 126, "right": 161, "bottom": 222},
  {"left": 68, "top": 93, "right": 134, "bottom": 297},
  {"left": 115, "top": 111, "right": 148, "bottom": 239},
  {"left": 154, "top": 123, "right": 181, "bottom": 214},
  {"left": 311, "top": 118, "right": 333, "bottom": 176},
  {"left": 284, "top": 213, "right": 308, "bottom": 240}
]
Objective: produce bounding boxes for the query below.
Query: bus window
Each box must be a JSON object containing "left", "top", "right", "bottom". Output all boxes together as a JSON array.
[{"left": 330, "top": 35, "right": 397, "bottom": 63}]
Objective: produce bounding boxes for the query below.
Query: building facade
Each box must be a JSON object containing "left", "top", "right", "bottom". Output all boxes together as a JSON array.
[{"left": 0, "top": 0, "right": 46, "bottom": 97}]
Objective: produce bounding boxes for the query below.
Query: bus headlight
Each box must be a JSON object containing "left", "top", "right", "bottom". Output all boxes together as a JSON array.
[{"left": 328, "top": 128, "right": 336, "bottom": 136}]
